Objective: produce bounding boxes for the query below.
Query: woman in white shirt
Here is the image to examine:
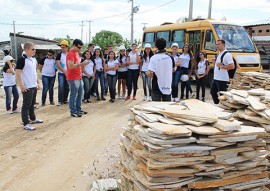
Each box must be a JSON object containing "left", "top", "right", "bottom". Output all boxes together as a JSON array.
[
  {"left": 39, "top": 49, "right": 56, "bottom": 106},
  {"left": 195, "top": 51, "right": 210, "bottom": 102},
  {"left": 82, "top": 50, "right": 96, "bottom": 103},
  {"left": 3, "top": 55, "right": 19, "bottom": 114},
  {"left": 117, "top": 46, "right": 128, "bottom": 99},
  {"left": 104, "top": 51, "right": 119, "bottom": 103},
  {"left": 140, "top": 43, "right": 154, "bottom": 101}
]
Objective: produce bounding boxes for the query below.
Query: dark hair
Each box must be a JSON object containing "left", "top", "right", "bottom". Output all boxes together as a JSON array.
[
  {"left": 182, "top": 43, "right": 193, "bottom": 57},
  {"left": 107, "top": 51, "right": 116, "bottom": 61},
  {"left": 108, "top": 45, "right": 113, "bottom": 47},
  {"left": 83, "top": 50, "right": 95, "bottom": 63},
  {"left": 217, "top": 39, "right": 225, "bottom": 45},
  {"left": 93, "top": 48, "right": 104, "bottom": 65},
  {"left": 73, "top": 39, "right": 83, "bottom": 46},
  {"left": 48, "top": 49, "right": 55, "bottom": 55},
  {"left": 119, "top": 50, "right": 126, "bottom": 63},
  {"left": 155, "top": 37, "right": 166, "bottom": 50},
  {"left": 142, "top": 48, "right": 154, "bottom": 62},
  {"left": 88, "top": 43, "right": 95, "bottom": 47},
  {"left": 126, "top": 48, "right": 131, "bottom": 52},
  {"left": 131, "top": 43, "right": 137, "bottom": 47},
  {"left": 196, "top": 51, "right": 206, "bottom": 63},
  {"left": 3, "top": 49, "right": 11, "bottom": 56}
]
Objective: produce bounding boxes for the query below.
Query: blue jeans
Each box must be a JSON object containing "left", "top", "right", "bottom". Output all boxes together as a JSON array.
[
  {"left": 4, "top": 85, "right": 19, "bottom": 111},
  {"left": 42, "top": 75, "right": 55, "bottom": 103},
  {"left": 68, "top": 80, "right": 83, "bottom": 114},
  {"left": 141, "top": 71, "right": 152, "bottom": 96},
  {"left": 104, "top": 75, "right": 108, "bottom": 95},
  {"left": 58, "top": 73, "right": 69, "bottom": 103},
  {"left": 95, "top": 72, "right": 105, "bottom": 97},
  {"left": 172, "top": 70, "right": 181, "bottom": 98},
  {"left": 107, "top": 74, "right": 117, "bottom": 99},
  {"left": 83, "top": 76, "right": 95, "bottom": 100}
]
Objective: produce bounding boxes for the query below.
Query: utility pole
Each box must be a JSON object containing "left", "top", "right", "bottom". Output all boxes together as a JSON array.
[
  {"left": 13, "top": 21, "right": 17, "bottom": 60},
  {"left": 188, "top": 0, "right": 193, "bottom": 21},
  {"left": 208, "top": 0, "right": 212, "bottom": 19},
  {"left": 80, "top": 21, "right": 85, "bottom": 42},
  {"left": 141, "top": 23, "right": 148, "bottom": 31},
  {"left": 130, "top": 0, "right": 134, "bottom": 43},
  {"left": 87, "top": 21, "right": 93, "bottom": 43}
]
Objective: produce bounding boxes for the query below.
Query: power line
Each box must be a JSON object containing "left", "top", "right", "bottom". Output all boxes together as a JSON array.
[{"left": 138, "top": 0, "right": 176, "bottom": 14}]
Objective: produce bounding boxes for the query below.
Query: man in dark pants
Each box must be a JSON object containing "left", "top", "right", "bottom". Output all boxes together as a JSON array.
[
  {"left": 211, "top": 40, "right": 235, "bottom": 104},
  {"left": 147, "top": 37, "right": 175, "bottom": 101},
  {"left": 16, "top": 42, "right": 43, "bottom": 130}
]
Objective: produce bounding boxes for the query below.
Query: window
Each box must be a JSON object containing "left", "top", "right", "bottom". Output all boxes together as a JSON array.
[
  {"left": 259, "top": 30, "right": 262, "bottom": 33},
  {"left": 157, "top": 31, "right": 171, "bottom": 48},
  {"left": 252, "top": 30, "right": 255, "bottom": 33},
  {"left": 204, "top": 30, "right": 216, "bottom": 51},
  {"left": 172, "top": 30, "right": 185, "bottom": 48},
  {"left": 266, "top": 29, "right": 270, "bottom": 33},
  {"left": 143, "top": 32, "right": 155, "bottom": 48}
]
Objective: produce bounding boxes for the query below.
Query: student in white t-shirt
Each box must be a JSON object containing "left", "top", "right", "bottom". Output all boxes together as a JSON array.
[
  {"left": 104, "top": 51, "right": 119, "bottom": 103},
  {"left": 140, "top": 43, "right": 154, "bottom": 101},
  {"left": 211, "top": 39, "right": 234, "bottom": 104},
  {"left": 39, "top": 49, "right": 56, "bottom": 106},
  {"left": 3, "top": 55, "right": 19, "bottom": 114},
  {"left": 171, "top": 43, "right": 181, "bottom": 102},
  {"left": 148, "top": 37, "right": 175, "bottom": 101},
  {"left": 82, "top": 50, "right": 96, "bottom": 103},
  {"left": 195, "top": 51, "right": 210, "bottom": 102},
  {"left": 117, "top": 45, "right": 128, "bottom": 99}
]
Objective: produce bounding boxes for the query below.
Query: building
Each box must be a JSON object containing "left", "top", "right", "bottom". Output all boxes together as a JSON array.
[
  {"left": 9, "top": 33, "right": 61, "bottom": 62},
  {"left": 0, "top": 41, "right": 11, "bottom": 61}
]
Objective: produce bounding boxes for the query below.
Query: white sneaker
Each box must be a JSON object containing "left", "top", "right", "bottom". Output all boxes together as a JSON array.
[
  {"left": 190, "top": 92, "right": 195, "bottom": 98},
  {"left": 118, "top": 95, "right": 122, "bottom": 99},
  {"left": 24, "top": 124, "right": 36, "bottom": 131},
  {"left": 175, "top": 98, "right": 180, "bottom": 102},
  {"left": 122, "top": 94, "right": 126, "bottom": 99},
  {"left": 172, "top": 98, "right": 175, "bottom": 102},
  {"left": 148, "top": 96, "right": 152, "bottom": 101},
  {"left": 143, "top": 96, "right": 147, "bottom": 101}
]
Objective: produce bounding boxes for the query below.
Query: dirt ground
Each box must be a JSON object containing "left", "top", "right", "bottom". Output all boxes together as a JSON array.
[{"left": 0, "top": 78, "right": 213, "bottom": 191}]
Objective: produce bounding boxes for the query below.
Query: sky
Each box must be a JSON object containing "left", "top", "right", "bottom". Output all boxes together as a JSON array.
[{"left": 0, "top": 0, "right": 270, "bottom": 43}]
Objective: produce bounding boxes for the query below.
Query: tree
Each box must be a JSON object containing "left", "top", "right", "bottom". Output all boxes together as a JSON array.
[
  {"left": 176, "top": 17, "right": 189, "bottom": 23},
  {"left": 123, "top": 38, "right": 142, "bottom": 49},
  {"left": 92, "top": 30, "right": 124, "bottom": 49},
  {"left": 54, "top": 35, "right": 72, "bottom": 49}
]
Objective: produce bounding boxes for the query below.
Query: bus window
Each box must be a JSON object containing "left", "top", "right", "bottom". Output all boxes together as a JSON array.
[
  {"left": 157, "top": 31, "right": 170, "bottom": 47},
  {"left": 143, "top": 32, "right": 155, "bottom": 47},
  {"left": 172, "top": 30, "right": 185, "bottom": 48},
  {"left": 205, "top": 30, "right": 216, "bottom": 51}
]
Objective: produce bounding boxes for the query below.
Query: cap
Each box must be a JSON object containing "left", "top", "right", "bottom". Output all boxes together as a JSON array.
[
  {"left": 94, "top": 46, "right": 101, "bottom": 50},
  {"left": 171, "top": 42, "right": 179, "bottom": 48},
  {"left": 144, "top": 43, "right": 151, "bottom": 48},
  {"left": 60, "top": 40, "right": 68, "bottom": 46},
  {"left": 119, "top": 45, "right": 126, "bottom": 50},
  {"left": 3, "top": 55, "right": 14, "bottom": 63}
]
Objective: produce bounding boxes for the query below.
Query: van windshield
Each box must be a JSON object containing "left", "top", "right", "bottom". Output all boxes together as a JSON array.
[{"left": 213, "top": 24, "right": 255, "bottom": 52}]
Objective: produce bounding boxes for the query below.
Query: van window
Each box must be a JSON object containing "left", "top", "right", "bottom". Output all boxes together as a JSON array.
[
  {"left": 205, "top": 30, "right": 216, "bottom": 51},
  {"left": 157, "top": 31, "right": 170, "bottom": 47},
  {"left": 143, "top": 32, "right": 155, "bottom": 47},
  {"left": 172, "top": 30, "right": 185, "bottom": 48}
]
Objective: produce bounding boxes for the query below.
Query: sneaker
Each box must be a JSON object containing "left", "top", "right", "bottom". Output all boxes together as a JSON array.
[
  {"left": 133, "top": 96, "right": 136, "bottom": 100},
  {"left": 143, "top": 96, "right": 147, "bottom": 101},
  {"left": 31, "top": 119, "right": 44, "bottom": 124},
  {"left": 41, "top": 103, "right": 45, "bottom": 107},
  {"left": 175, "top": 98, "right": 180, "bottom": 102},
  {"left": 87, "top": 99, "right": 91, "bottom": 103},
  {"left": 122, "top": 94, "right": 126, "bottom": 99},
  {"left": 125, "top": 96, "right": 130, "bottom": 101},
  {"left": 24, "top": 124, "right": 36, "bottom": 131},
  {"left": 101, "top": 97, "right": 106, "bottom": 101},
  {"left": 97, "top": 97, "right": 101, "bottom": 101},
  {"left": 172, "top": 98, "right": 175, "bottom": 102},
  {"left": 50, "top": 102, "right": 55, "bottom": 105},
  {"left": 118, "top": 95, "right": 122, "bottom": 99},
  {"left": 79, "top": 110, "right": 88, "bottom": 115},
  {"left": 34, "top": 105, "right": 39, "bottom": 109},
  {"left": 57, "top": 102, "right": 62, "bottom": 106},
  {"left": 148, "top": 96, "right": 152, "bottom": 102},
  {"left": 71, "top": 113, "right": 82, "bottom": 117},
  {"left": 83, "top": 100, "right": 87, "bottom": 103},
  {"left": 202, "top": 97, "right": 205, "bottom": 102},
  {"left": 64, "top": 101, "right": 69, "bottom": 104},
  {"left": 93, "top": 93, "right": 97, "bottom": 97},
  {"left": 7, "top": 109, "right": 13, "bottom": 114},
  {"left": 190, "top": 92, "right": 195, "bottom": 98},
  {"left": 12, "top": 108, "right": 20, "bottom": 113}
]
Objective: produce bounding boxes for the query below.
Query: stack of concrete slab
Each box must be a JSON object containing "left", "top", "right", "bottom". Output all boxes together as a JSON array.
[
  {"left": 120, "top": 100, "right": 270, "bottom": 191},
  {"left": 229, "top": 72, "right": 270, "bottom": 90}
]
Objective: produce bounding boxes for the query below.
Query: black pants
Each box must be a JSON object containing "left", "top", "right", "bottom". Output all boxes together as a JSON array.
[
  {"left": 152, "top": 90, "right": 171, "bottom": 102},
  {"left": 127, "top": 69, "right": 139, "bottom": 97},
  {"left": 210, "top": 79, "right": 228, "bottom": 104},
  {"left": 22, "top": 88, "right": 37, "bottom": 126},
  {"left": 196, "top": 75, "right": 207, "bottom": 99}
]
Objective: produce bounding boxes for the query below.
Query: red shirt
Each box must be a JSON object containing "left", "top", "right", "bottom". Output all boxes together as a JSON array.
[{"left": 66, "top": 49, "right": 82, "bottom": 80}]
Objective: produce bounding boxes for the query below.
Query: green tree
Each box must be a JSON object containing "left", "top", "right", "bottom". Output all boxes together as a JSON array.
[
  {"left": 54, "top": 35, "right": 73, "bottom": 49},
  {"left": 122, "top": 38, "right": 142, "bottom": 49},
  {"left": 92, "top": 30, "right": 124, "bottom": 49}
]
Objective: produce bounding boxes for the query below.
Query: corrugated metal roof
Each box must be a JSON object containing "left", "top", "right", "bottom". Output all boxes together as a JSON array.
[
  {"left": 243, "top": 19, "right": 270, "bottom": 27},
  {"left": 21, "top": 44, "right": 61, "bottom": 50}
]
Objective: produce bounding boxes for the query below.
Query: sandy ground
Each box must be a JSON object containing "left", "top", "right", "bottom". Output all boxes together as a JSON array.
[{"left": 0, "top": 77, "right": 212, "bottom": 191}]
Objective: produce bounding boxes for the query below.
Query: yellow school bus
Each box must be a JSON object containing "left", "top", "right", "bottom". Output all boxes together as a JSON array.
[{"left": 142, "top": 19, "right": 262, "bottom": 86}]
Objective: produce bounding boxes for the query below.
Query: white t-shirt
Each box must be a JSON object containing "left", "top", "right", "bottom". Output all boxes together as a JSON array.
[
  {"left": 214, "top": 49, "right": 234, "bottom": 81},
  {"left": 128, "top": 51, "right": 140, "bottom": 70},
  {"left": 172, "top": 54, "right": 179, "bottom": 71},
  {"left": 148, "top": 53, "right": 173, "bottom": 95},
  {"left": 197, "top": 59, "right": 209, "bottom": 75},
  {"left": 95, "top": 57, "right": 103, "bottom": 71},
  {"left": 117, "top": 55, "right": 127, "bottom": 72},
  {"left": 141, "top": 56, "right": 150, "bottom": 72},
  {"left": 41, "top": 58, "right": 56, "bottom": 77},
  {"left": 106, "top": 60, "right": 119, "bottom": 75},
  {"left": 82, "top": 59, "right": 95, "bottom": 76},
  {"left": 179, "top": 53, "right": 191, "bottom": 68},
  {"left": 56, "top": 52, "right": 67, "bottom": 74},
  {"left": 3, "top": 66, "right": 16, "bottom": 87}
]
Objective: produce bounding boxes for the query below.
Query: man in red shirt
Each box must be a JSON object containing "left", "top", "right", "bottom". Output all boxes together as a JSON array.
[{"left": 66, "top": 39, "right": 88, "bottom": 117}]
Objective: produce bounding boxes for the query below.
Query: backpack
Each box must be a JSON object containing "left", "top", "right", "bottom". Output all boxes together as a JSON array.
[{"left": 220, "top": 51, "right": 237, "bottom": 79}]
